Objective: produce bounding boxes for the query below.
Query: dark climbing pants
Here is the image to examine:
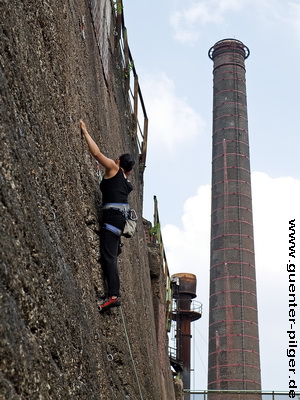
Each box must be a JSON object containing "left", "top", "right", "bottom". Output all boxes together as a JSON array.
[{"left": 100, "top": 209, "right": 124, "bottom": 297}]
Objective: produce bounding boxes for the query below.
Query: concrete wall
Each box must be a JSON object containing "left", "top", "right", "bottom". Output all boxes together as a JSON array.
[{"left": 0, "top": 1, "right": 175, "bottom": 399}]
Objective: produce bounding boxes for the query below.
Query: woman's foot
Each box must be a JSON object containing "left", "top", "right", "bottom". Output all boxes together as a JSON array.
[{"left": 98, "top": 296, "right": 121, "bottom": 312}]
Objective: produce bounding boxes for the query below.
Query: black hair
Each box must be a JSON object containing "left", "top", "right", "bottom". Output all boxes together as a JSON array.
[{"left": 119, "top": 153, "right": 136, "bottom": 172}]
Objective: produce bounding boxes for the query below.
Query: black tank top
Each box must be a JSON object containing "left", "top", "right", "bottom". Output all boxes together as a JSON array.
[{"left": 100, "top": 168, "right": 133, "bottom": 204}]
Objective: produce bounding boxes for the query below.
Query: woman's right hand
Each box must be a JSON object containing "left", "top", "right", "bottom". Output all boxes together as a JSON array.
[{"left": 80, "top": 119, "right": 87, "bottom": 135}]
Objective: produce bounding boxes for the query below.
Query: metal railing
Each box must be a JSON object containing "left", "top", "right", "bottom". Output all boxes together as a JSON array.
[
  {"left": 172, "top": 299, "right": 203, "bottom": 315},
  {"left": 183, "top": 390, "right": 300, "bottom": 399},
  {"left": 169, "top": 345, "right": 177, "bottom": 361},
  {"left": 89, "top": 0, "right": 148, "bottom": 179},
  {"left": 114, "top": 0, "right": 148, "bottom": 176}
]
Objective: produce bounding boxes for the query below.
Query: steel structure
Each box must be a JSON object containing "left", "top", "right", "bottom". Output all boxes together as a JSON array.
[
  {"left": 208, "top": 39, "right": 261, "bottom": 399},
  {"left": 171, "top": 274, "right": 202, "bottom": 400}
]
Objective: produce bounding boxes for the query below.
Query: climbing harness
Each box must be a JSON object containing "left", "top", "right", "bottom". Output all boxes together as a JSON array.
[
  {"left": 101, "top": 203, "right": 130, "bottom": 214},
  {"left": 100, "top": 203, "right": 129, "bottom": 236},
  {"left": 101, "top": 203, "right": 137, "bottom": 238},
  {"left": 102, "top": 223, "right": 122, "bottom": 236}
]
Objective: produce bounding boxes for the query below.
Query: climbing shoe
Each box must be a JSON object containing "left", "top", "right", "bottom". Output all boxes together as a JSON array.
[{"left": 98, "top": 296, "right": 121, "bottom": 312}]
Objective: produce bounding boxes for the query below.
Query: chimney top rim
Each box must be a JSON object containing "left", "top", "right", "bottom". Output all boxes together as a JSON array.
[{"left": 208, "top": 38, "right": 250, "bottom": 60}]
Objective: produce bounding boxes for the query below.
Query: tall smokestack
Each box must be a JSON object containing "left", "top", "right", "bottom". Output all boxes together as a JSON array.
[{"left": 208, "top": 39, "right": 261, "bottom": 397}]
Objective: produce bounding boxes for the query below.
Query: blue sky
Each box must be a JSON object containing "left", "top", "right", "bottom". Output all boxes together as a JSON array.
[{"left": 124, "top": 0, "right": 300, "bottom": 391}]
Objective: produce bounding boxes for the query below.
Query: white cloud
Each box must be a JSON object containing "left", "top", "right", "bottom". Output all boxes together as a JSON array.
[
  {"left": 252, "top": 172, "right": 300, "bottom": 276},
  {"left": 251, "top": 172, "right": 300, "bottom": 389},
  {"left": 163, "top": 184, "right": 211, "bottom": 277},
  {"left": 216, "top": 0, "right": 247, "bottom": 13},
  {"left": 169, "top": 0, "right": 299, "bottom": 45},
  {"left": 162, "top": 172, "right": 300, "bottom": 390},
  {"left": 169, "top": 0, "right": 247, "bottom": 44},
  {"left": 170, "top": 3, "right": 221, "bottom": 44},
  {"left": 285, "top": 2, "right": 300, "bottom": 39},
  {"left": 142, "top": 72, "right": 205, "bottom": 151}
]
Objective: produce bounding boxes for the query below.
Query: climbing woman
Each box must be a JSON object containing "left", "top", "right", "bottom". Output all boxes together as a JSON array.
[{"left": 80, "top": 120, "right": 135, "bottom": 312}]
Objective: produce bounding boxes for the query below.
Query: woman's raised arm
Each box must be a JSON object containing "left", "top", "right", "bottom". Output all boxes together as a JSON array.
[{"left": 80, "top": 120, "right": 118, "bottom": 176}]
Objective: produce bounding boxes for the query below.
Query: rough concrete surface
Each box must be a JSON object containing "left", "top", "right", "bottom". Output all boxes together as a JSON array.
[{"left": 0, "top": 1, "right": 175, "bottom": 399}]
